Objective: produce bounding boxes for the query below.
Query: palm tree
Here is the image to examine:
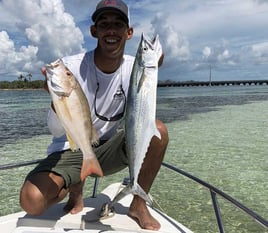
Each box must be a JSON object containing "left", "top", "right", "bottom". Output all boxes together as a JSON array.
[
  {"left": 26, "top": 73, "right": 32, "bottom": 81},
  {"left": 18, "top": 74, "right": 24, "bottom": 81}
]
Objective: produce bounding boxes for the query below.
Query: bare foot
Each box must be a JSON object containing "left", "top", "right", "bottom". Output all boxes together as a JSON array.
[
  {"left": 128, "top": 196, "right": 161, "bottom": 231},
  {"left": 63, "top": 182, "right": 84, "bottom": 214}
]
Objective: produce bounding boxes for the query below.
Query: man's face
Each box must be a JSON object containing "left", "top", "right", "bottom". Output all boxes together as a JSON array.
[{"left": 91, "top": 12, "right": 133, "bottom": 56}]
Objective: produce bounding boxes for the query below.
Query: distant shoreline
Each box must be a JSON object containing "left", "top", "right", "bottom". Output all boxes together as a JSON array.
[
  {"left": 0, "top": 80, "right": 45, "bottom": 89},
  {"left": 1, "top": 79, "right": 268, "bottom": 90},
  {"left": 0, "top": 88, "right": 45, "bottom": 91}
]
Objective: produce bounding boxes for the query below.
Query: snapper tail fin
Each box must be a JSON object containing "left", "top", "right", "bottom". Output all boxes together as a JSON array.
[{"left": 80, "top": 156, "right": 103, "bottom": 180}]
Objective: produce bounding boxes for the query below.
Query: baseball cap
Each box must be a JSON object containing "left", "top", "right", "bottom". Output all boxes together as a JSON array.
[{"left": 92, "top": 0, "right": 129, "bottom": 25}]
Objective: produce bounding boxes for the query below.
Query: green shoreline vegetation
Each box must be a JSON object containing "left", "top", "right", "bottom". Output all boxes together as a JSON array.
[
  {"left": 0, "top": 79, "right": 177, "bottom": 90},
  {"left": 0, "top": 80, "right": 46, "bottom": 89},
  {"left": 0, "top": 73, "right": 46, "bottom": 89},
  {"left": 2, "top": 72, "right": 268, "bottom": 90}
]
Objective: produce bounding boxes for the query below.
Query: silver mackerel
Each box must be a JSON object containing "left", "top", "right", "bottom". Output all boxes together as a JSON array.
[{"left": 105, "top": 33, "right": 162, "bottom": 210}]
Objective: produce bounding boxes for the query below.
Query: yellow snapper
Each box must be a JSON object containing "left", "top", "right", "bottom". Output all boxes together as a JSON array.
[{"left": 46, "top": 59, "right": 103, "bottom": 180}]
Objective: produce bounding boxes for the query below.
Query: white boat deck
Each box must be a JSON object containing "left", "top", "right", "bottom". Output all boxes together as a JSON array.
[{"left": 0, "top": 183, "right": 193, "bottom": 233}]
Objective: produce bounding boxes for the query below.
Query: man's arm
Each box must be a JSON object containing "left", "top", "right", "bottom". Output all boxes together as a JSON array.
[
  {"left": 42, "top": 67, "right": 64, "bottom": 137},
  {"left": 42, "top": 67, "right": 56, "bottom": 112},
  {"left": 158, "top": 53, "right": 164, "bottom": 67}
]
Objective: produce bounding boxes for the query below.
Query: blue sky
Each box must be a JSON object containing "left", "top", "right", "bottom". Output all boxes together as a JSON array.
[{"left": 1, "top": 0, "right": 268, "bottom": 82}]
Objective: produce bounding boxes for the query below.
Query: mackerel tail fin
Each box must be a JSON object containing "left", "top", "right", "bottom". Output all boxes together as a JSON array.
[
  {"left": 109, "top": 182, "right": 153, "bottom": 208},
  {"left": 132, "top": 183, "right": 153, "bottom": 206},
  {"left": 100, "top": 183, "right": 152, "bottom": 218},
  {"left": 99, "top": 185, "right": 132, "bottom": 218},
  {"left": 110, "top": 185, "right": 132, "bottom": 207},
  {"left": 80, "top": 156, "right": 103, "bottom": 181}
]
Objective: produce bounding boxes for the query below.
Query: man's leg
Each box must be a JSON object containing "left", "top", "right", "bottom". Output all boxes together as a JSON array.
[
  {"left": 20, "top": 171, "right": 85, "bottom": 215},
  {"left": 63, "top": 180, "right": 85, "bottom": 214},
  {"left": 20, "top": 149, "right": 85, "bottom": 216},
  {"left": 20, "top": 172, "right": 67, "bottom": 215},
  {"left": 128, "top": 119, "right": 169, "bottom": 231},
  {"left": 19, "top": 131, "right": 128, "bottom": 216}
]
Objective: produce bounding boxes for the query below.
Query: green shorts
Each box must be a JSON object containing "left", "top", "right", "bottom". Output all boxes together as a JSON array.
[{"left": 26, "top": 130, "right": 129, "bottom": 188}]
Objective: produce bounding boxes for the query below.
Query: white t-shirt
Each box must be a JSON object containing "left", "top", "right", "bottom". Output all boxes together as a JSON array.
[{"left": 46, "top": 51, "right": 135, "bottom": 155}]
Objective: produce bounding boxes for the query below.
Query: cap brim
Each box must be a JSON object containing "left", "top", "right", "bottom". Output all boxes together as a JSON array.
[{"left": 92, "top": 8, "right": 129, "bottom": 24}]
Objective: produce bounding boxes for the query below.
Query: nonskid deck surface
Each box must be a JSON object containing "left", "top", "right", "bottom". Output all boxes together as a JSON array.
[{"left": 1, "top": 183, "right": 193, "bottom": 233}]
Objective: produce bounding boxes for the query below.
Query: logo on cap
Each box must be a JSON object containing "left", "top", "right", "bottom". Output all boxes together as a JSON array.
[
  {"left": 92, "top": 0, "right": 129, "bottom": 24},
  {"left": 104, "top": 0, "right": 117, "bottom": 6}
]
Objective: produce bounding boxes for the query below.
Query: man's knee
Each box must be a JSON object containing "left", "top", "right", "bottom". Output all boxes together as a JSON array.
[
  {"left": 20, "top": 180, "right": 46, "bottom": 216},
  {"left": 20, "top": 172, "right": 67, "bottom": 215}
]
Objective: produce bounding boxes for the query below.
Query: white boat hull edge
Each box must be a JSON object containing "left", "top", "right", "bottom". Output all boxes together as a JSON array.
[{"left": 0, "top": 183, "right": 193, "bottom": 233}]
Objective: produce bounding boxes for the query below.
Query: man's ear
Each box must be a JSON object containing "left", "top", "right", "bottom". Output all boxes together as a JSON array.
[
  {"left": 126, "top": 27, "right": 134, "bottom": 40},
  {"left": 90, "top": 25, "right": 98, "bottom": 38}
]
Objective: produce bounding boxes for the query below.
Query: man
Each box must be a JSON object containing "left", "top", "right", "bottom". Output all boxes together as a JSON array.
[{"left": 20, "top": 0, "right": 168, "bottom": 231}]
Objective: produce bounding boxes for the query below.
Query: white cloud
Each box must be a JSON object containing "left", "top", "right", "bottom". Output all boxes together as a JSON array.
[
  {"left": 0, "top": 31, "right": 43, "bottom": 77},
  {"left": 246, "top": 42, "right": 268, "bottom": 64},
  {"left": 125, "top": 0, "right": 267, "bottom": 80},
  {"left": 202, "top": 43, "right": 237, "bottom": 65},
  {"left": 202, "top": 47, "right": 212, "bottom": 59},
  {"left": 0, "top": 0, "right": 85, "bottom": 80},
  {"left": 1, "top": 0, "right": 268, "bottom": 81},
  {"left": 254, "top": 0, "right": 268, "bottom": 4},
  {"left": 151, "top": 13, "right": 191, "bottom": 63},
  {"left": 0, "top": 31, "right": 14, "bottom": 53}
]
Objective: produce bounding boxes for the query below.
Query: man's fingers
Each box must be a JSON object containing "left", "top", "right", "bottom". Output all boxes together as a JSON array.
[
  {"left": 41, "top": 67, "right": 49, "bottom": 92},
  {"left": 158, "top": 53, "right": 164, "bottom": 67},
  {"left": 41, "top": 67, "right": 47, "bottom": 77}
]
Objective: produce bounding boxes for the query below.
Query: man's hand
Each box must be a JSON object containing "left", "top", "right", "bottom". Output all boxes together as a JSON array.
[
  {"left": 41, "top": 67, "right": 49, "bottom": 92},
  {"left": 42, "top": 67, "right": 55, "bottom": 111},
  {"left": 158, "top": 53, "right": 164, "bottom": 67}
]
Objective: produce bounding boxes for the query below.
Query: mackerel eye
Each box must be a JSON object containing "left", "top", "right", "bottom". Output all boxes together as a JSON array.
[{"left": 143, "top": 47, "right": 148, "bottom": 52}]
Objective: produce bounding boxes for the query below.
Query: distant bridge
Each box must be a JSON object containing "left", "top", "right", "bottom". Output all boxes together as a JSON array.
[{"left": 158, "top": 80, "right": 268, "bottom": 87}]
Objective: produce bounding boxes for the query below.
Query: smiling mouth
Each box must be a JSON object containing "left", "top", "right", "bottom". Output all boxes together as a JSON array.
[{"left": 105, "top": 38, "right": 119, "bottom": 44}]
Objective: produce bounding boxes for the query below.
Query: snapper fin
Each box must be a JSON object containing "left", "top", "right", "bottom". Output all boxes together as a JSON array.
[
  {"left": 91, "top": 126, "right": 99, "bottom": 147},
  {"left": 81, "top": 157, "right": 103, "bottom": 180},
  {"left": 66, "top": 133, "right": 79, "bottom": 151}
]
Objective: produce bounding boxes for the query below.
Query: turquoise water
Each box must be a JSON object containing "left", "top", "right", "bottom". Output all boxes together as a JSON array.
[{"left": 0, "top": 86, "right": 268, "bottom": 232}]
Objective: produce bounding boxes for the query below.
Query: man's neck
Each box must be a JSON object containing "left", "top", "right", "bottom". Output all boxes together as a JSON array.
[{"left": 94, "top": 48, "right": 123, "bottom": 74}]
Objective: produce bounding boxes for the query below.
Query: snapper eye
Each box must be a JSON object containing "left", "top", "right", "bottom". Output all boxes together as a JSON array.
[{"left": 66, "top": 71, "right": 72, "bottom": 76}]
